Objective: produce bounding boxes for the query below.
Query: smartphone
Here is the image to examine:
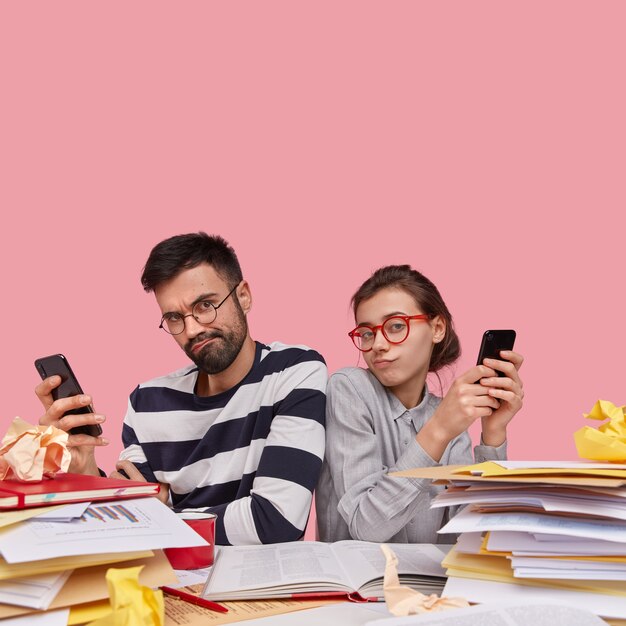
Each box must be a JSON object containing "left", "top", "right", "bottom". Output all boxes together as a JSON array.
[
  {"left": 476, "top": 330, "right": 516, "bottom": 377},
  {"left": 34, "top": 353, "right": 103, "bottom": 437}
]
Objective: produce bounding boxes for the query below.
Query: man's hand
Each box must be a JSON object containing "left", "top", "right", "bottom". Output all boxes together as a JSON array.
[
  {"left": 36, "top": 375, "right": 108, "bottom": 476},
  {"left": 111, "top": 460, "right": 170, "bottom": 505}
]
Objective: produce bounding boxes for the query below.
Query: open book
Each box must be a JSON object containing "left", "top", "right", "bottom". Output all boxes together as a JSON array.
[{"left": 202, "top": 541, "right": 451, "bottom": 601}]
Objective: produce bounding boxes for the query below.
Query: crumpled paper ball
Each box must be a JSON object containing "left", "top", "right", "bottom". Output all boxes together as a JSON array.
[
  {"left": 381, "top": 544, "right": 469, "bottom": 616},
  {"left": 0, "top": 417, "right": 71, "bottom": 481},
  {"left": 574, "top": 400, "right": 626, "bottom": 462},
  {"left": 86, "top": 566, "right": 164, "bottom": 626}
]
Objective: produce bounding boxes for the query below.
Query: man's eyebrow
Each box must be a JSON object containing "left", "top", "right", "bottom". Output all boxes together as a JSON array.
[
  {"left": 190, "top": 292, "right": 219, "bottom": 307},
  {"left": 357, "top": 311, "right": 409, "bottom": 325},
  {"left": 162, "top": 292, "right": 219, "bottom": 315}
]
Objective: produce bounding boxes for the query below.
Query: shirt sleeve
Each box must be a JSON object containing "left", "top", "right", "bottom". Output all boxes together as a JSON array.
[
  {"left": 119, "top": 392, "right": 159, "bottom": 484},
  {"left": 324, "top": 372, "right": 444, "bottom": 542},
  {"left": 187, "top": 356, "right": 327, "bottom": 546}
]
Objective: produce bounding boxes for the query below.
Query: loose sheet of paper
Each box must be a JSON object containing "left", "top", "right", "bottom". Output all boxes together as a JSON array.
[
  {"left": 443, "top": 576, "right": 626, "bottom": 620},
  {"left": 30, "top": 502, "right": 90, "bottom": 521},
  {"left": 0, "top": 569, "right": 72, "bottom": 609},
  {"left": 0, "top": 506, "right": 71, "bottom": 530},
  {"left": 367, "top": 602, "right": 608, "bottom": 625},
  {"left": 0, "top": 608, "right": 70, "bottom": 626},
  {"left": 439, "top": 506, "right": 626, "bottom": 543},
  {"left": 165, "top": 597, "right": 344, "bottom": 626},
  {"left": 0, "top": 497, "right": 207, "bottom": 563}
]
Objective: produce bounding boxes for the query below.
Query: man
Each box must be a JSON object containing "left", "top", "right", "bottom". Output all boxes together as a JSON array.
[{"left": 37, "top": 232, "right": 327, "bottom": 545}]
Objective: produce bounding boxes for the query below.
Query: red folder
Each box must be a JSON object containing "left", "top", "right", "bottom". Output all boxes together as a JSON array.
[{"left": 0, "top": 473, "right": 160, "bottom": 509}]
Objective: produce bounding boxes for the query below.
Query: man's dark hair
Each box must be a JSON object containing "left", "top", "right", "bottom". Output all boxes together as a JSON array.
[{"left": 141, "top": 232, "right": 243, "bottom": 292}]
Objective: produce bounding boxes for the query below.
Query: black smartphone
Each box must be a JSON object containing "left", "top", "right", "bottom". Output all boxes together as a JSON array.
[
  {"left": 34, "top": 353, "right": 103, "bottom": 437},
  {"left": 476, "top": 330, "right": 516, "bottom": 377}
]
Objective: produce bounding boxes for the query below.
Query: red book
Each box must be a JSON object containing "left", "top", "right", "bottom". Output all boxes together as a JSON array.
[{"left": 0, "top": 473, "right": 160, "bottom": 509}]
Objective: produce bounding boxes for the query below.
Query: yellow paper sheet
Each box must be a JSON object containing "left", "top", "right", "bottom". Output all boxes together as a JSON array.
[
  {"left": 0, "top": 550, "right": 153, "bottom": 581},
  {"left": 391, "top": 465, "right": 626, "bottom": 488},
  {"left": 0, "top": 504, "right": 68, "bottom": 530},
  {"left": 443, "top": 546, "right": 626, "bottom": 597},
  {"left": 165, "top": 594, "right": 342, "bottom": 626},
  {"left": 454, "top": 461, "right": 626, "bottom": 479},
  {"left": 0, "top": 551, "right": 172, "bottom": 620},
  {"left": 69, "top": 599, "right": 112, "bottom": 625}
]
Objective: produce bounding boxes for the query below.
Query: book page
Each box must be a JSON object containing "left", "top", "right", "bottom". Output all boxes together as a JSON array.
[
  {"left": 203, "top": 542, "right": 353, "bottom": 598},
  {"left": 332, "top": 541, "right": 449, "bottom": 591},
  {"left": 367, "top": 603, "right": 607, "bottom": 626}
]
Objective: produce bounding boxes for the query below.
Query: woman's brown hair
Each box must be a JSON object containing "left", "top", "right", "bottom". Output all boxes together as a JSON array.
[{"left": 351, "top": 265, "right": 461, "bottom": 372}]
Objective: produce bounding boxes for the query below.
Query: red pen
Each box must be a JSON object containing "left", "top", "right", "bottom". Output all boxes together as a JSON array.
[{"left": 160, "top": 585, "right": 229, "bottom": 613}]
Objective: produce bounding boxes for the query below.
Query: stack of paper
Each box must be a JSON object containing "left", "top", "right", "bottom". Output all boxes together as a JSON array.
[
  {"left": 0, "top": 493, "right": 208, "bottom": 622},
  {"left": 392, "top": 461, "right": 626, "bottom": 621}
]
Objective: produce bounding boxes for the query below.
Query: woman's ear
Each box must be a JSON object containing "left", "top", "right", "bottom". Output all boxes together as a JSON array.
[{"left": 431, "top": 315, "right": 446, "bottom": 344}]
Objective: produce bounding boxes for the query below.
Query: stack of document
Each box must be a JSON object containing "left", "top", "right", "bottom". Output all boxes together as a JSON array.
[
  {"left": 0, "top": 481, "right": 208, "bottom": 623},
  {"left": 392, "top": 461, "right": 626, "bottom": 622}
]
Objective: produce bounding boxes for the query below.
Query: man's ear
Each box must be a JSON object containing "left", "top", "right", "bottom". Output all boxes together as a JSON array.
[{"left": 237, "top": 280, "right": 252, "bottom": 314}]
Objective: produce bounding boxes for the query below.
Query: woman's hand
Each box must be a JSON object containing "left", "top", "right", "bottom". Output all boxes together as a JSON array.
[
  {"left": 478, "top": 350, "right": 524, "bottom": 445},
  {"left": 417, "top": 364, "right": 501, "bottom": 461},
  {"left": 36, "top": 375, "right": 108, "bottom": 476}
]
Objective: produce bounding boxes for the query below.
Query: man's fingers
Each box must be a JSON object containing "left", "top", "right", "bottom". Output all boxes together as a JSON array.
[
  {"left": 57, "top": 410, "right": 104, "bottom": 433},
  {"left": 115, "top": 460, "right": 145, "bottom": 481},
  {"left": 34, "top": 375, "right": 62, "bottom": 409},
  {"left": 67, "top": 433, "right": 109, "bottom": 448}
]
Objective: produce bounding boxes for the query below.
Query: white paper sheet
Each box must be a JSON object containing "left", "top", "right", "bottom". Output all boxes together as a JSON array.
[
  {"left": 439, "top": 506, "right": 626, "bottom": 543},
  {"left": 367, "top": 602, "right": 607, "bottom": 625},
  {"left": 486, "top": 530, "right": 626, "bottom": 555},
  {"left": 0, "top": 569, "right": 72, "bottom": 609},
  {"left": 0, "top": 497, "right": 207, "bottom": 563},
  {"left": 0, "top": 608, "right": 70, "bottom": 626},
  {"left": 172, "top": 566, "right": 212, "bottom": 587},
  {"left": 29, "top": 502, "right": 90, "bottom": 521},
  {"left": 443, "top": 576, "right": 626, "bottom": 619}
]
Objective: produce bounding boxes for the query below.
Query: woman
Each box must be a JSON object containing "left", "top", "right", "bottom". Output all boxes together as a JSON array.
[{"left": 315, "top": 265, "right": 524, "bottom": 543}]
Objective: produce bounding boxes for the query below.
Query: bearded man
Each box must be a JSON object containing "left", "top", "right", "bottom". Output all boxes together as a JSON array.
[{"left": 37, "top": 232, "right": 327, "bottom": 545}]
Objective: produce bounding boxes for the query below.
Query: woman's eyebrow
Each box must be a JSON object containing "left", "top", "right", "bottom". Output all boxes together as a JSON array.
[{"left": 357, "top": 311, "right": 409, "bottom": 325}]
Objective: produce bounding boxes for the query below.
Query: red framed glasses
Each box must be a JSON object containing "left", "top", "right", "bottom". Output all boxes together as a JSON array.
[{"left": 348, "top": 315, "right": 429, "bottom": 352}]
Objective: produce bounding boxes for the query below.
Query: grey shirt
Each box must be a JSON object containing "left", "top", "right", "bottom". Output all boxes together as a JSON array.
[{"left": 315, "top": 367, "right": 506, "bottom": 543}]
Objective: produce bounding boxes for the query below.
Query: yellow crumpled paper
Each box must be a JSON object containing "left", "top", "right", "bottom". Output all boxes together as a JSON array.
[
  {"left": 574, "top": 400, "right": 626, "bottom": 462},
  {"left": 86, "top": 566, "right": 164, "bottom": 626},
  {"left": 0, "top": 417, "right": 70, "bottom": 481},
  {"left": 381, "top": 544, "right": 469, "bottom": 616}
]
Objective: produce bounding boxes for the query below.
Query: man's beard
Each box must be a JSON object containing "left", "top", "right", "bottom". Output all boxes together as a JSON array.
[{"left": 184, "top": 307, "right": 248, "bottom": 375}]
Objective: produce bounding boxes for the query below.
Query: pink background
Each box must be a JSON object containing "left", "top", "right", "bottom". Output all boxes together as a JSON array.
[{"left": 1, "top": 2, "right": 625, "bottom": 481}]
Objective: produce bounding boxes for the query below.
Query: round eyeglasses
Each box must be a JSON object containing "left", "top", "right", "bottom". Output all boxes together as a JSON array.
[
  {"left": 348, "top": 315, "right": 429, "bottom": 352},
  {"left": 159, "top": 284, "right": 238, "bottom": 335}
]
